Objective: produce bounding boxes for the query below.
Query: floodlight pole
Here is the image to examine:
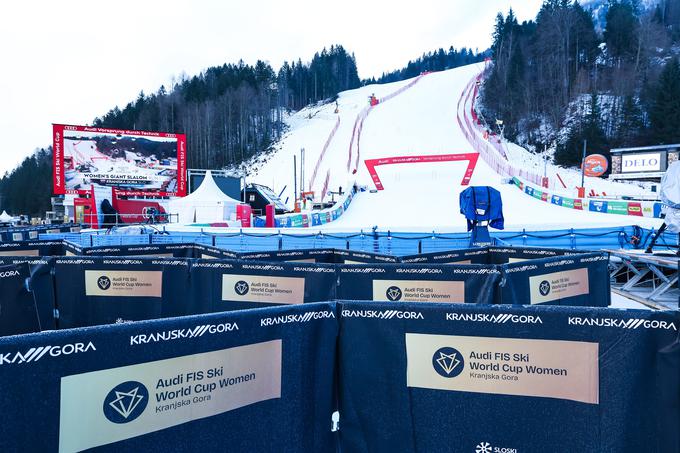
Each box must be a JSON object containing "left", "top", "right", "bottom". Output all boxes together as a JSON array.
[{"left": 581, "top": 139, "right": 587, "bottom": 189}]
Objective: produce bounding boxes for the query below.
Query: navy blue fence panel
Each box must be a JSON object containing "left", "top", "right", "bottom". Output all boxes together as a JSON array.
[
  {"left": 338, "top": 301, "right": 680, "bottom": 453},
  {"left": 500, "top": 252, "right": 611, "bottom": 306},
  {"left": 54, "top": 257, "right": 192, "bottom": 328},
  {"left": 0, "top": 302, "right": 338, "bottom": 452},
  {"left": 337, "top": 264, "right": 499, "bottom": 304},
  {"left": 0, "top": 263, "right": 40, "bottom": 336},
  {"left": 189, "top": 260, "right": 337, "bottom": 313}
]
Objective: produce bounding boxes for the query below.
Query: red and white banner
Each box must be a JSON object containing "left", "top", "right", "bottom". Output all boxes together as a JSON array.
[
  {"left": 53, "top": 124, "right": 187, "bottom": 197},
  {"left": 364, "top": 153, "right": 479, "bottom": 190}
]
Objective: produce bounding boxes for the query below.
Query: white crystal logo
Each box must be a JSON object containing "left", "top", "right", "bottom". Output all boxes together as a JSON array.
[
  {"left": 386, "top": 286, "right": 402, "bottom": 301},
  {"left": 432, "top": 347, "right": 465, "bottom": 378},
  {"left": 103, "top": 381, "right": 149, "bottom": 423},
  {"left": 109, "top": 387, "right": 144, "bottom": 419}
]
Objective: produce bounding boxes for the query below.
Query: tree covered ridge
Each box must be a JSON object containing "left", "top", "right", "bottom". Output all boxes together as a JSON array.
[
  {"left": 93, "top": 44, "right": 361, "bottom": 170},
  {"left": 481, "top": 0, "right": 680, "bottom": 166},
  {"left": 364, "top": 47, "right": 486, "bottom": 85}
]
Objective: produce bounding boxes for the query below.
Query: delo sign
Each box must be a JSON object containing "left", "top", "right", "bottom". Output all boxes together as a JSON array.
[{"left": 621, "top": 153, "right": 661, "bottom": 173}]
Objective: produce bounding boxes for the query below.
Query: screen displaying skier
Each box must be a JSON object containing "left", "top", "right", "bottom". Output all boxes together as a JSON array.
[{"left": 53, "top": 124, "right": 187, "bottom": 197}]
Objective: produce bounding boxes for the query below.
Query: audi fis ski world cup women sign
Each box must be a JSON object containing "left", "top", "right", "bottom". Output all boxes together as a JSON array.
[{"left": 53, "top": 124, "right": 187, "bottom": 196}]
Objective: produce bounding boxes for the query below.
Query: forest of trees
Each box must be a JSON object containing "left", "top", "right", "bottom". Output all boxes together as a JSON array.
[
  {"left": 0, "top": 45, "right": 361, "bottom": 216},
  {"left": 93, "top": 44, "right": 360, "bottom": 170},
  {"left": 365, "top": 47, "right": 486, "bottom": 84},
  {"left": 481, "top": 0, "right": 680, "bottom": 166}
]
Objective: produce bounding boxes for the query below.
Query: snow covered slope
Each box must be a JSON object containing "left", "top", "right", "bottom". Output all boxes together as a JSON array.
[{"left": 249, "top": 63, "right": 662, "bottom": 232}]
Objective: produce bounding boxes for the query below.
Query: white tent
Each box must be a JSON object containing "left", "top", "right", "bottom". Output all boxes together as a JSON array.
[
  {"left": 168, "top": 171, "right": 241, "bottom": 224},
  {"left": 0, "top": 211, "right": 12, "bottom": 223}
]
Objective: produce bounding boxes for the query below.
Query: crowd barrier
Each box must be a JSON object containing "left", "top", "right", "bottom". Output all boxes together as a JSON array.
[
  {"left": 337, "top": 263, "right": 500, "bottom": 304},
  {"left": 0, "top": 246, "right": 612, "bottom": 335},
  {"left": 514, "top": 176, "right": 664, "bottom": 219},
  {"left": 189, "top": 259, "right": 338, "bottom": 313},
  {"left": 338, "top": 301, "right": 680, "bottom": 453},
  {"left": 0, "top": 262, "right": 38, "bottom": 336},
  {"left": 0, "top": 301, "right": 677, "bottom": 452},
  {"left": 0, "top": 223, "right": 80, "bottom": 242},
  {"left": 0, "top": 302, "right": 339, "bottom": 452},
  {"left": 40, "top": 224, "right": 670, "bottom": 254}
]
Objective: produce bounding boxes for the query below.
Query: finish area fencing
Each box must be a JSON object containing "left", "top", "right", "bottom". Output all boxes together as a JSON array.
[{"left": 38, "top": 225, "right": 676, "bottom": 255}]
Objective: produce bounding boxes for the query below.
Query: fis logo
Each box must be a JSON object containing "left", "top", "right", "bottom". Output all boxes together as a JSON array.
[
  {"left": 103, "top": 381, "right": 149, "bottom": 423},
  {"left": 432, "top": 347, "right": 464, "bottom": 378},
  {"left": 0, "top": 342, "right": 96, "bottom": 365},
  {"left": 130, "top": 323, "right": 239, "bottom": 345}
]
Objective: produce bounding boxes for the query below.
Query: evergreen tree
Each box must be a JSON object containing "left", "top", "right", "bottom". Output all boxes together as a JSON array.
[
  {"left": 604, "top": 1, "right": 639, "bottom": 62},
  {"left": 649, "top": 57, "right": 680, "bottom": 143}
]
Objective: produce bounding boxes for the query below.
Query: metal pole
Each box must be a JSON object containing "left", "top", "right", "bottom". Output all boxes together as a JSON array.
[
  {"left": 581, "top": 139, "right": 587, "bottom": 189},
  {"left": 293, "top": 155, "right": 297, "bottom": 203},
  {"left": 543, "top": 144, "right": 547, "bottom": 178}
]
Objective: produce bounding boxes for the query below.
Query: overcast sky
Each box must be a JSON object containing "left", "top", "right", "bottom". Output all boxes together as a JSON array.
[{"left": 0, "top": 0, "right": 542, "bottom": 175}]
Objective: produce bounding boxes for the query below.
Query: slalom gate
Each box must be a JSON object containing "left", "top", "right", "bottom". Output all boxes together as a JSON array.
[
  {"left": 0, "top": 244, "right": 613, "bottom": 335},
  {"left": 0, "top": 301, "right": 677, "bottom": 452}
]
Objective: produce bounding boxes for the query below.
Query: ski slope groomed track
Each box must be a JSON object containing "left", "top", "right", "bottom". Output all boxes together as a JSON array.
[{"left": 249, "top": 63, "right": 662, "bottom": 233}]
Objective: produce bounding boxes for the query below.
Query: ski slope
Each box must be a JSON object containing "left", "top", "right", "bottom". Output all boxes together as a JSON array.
[{"left": 250, "top": 64, "right": 663, "bottom": 232}]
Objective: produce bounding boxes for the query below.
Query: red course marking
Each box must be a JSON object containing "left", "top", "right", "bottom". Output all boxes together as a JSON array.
[{"left": 364, "top": 153, "right": 479, "bottom": 190}]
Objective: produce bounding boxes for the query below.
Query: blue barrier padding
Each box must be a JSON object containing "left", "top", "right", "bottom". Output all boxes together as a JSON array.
[
  {"left": 54, "top": 257, "right": 192, "bottom": 328},
  {"left": 0, "top": 302, "right": 338, "bottom": 452},
  {"left": 35, "top": 225, "right": 676, "bottom": 254},
  {"left": 0, "top": 263, "right": 40, "bottom": 336},
  {"left": 337, "top": 301, "right": 680, "bottom": 453}
]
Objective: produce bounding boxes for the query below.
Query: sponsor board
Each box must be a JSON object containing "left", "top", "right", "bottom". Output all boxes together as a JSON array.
[
  {"left": 0, "top": 249, "right": 39, "bottom": 256},
  {"left": 406, "top": 333, "right": 598, "bottom": 404},
  {"left": 507, "top": 258, "right": 527, "bottom": 263},
  {"left": 621, "top": 152, "right": 661, "bottom": 173},
  {"left": 222, "top": 275, "right": 305, "bottom": 305},
  {"left": 85, "top": 270, "right": 163, "bottom": 297},
  {"left": 372, "top": 280, "right": 464, "bottom": 303},
  {"left": 529, "top": 268, "right": 589, "bottom": 304},
  {"left": 0, "top": 342, "right": 96, "bottom": 366},
  {"left": 59, "top": 340, "right": 281, "bottom": 452}
]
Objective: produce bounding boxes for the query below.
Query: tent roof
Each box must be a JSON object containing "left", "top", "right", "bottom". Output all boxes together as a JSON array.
[{"left": 0, "top": 210, "right": 12, "bottom": 222}]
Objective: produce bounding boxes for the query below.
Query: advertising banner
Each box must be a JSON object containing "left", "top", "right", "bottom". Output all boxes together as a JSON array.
[
  {"left": 0, "top": 302, "right": 338, "bottom": 452},
  {"left": 0, "top": 240, "right": 66, "bottom": 257},
  {"left": 53, "top": 124, "right": 187, "bottom": 197},
  {"left": 54, "top": 257, "right": 192, "bottom": 328},
  {"left": 338, "top": 301, "right": 680, "bottom": 453},
  {"left": 189, "top": 260, "right": 337, "bottom": 313},
  {"left": 337, "top": 264, "right": 499, "bottom": 304},
  {"left": 500, "top": 253, "right": 610, "bottom": 306},
  {"left": 364, "top": 153, "right": 479, "bottom": 190},
  {"left": 0, "top": 263, "right": 41, "bottom": 336},
  {"left": 401, "top": 248, "right": 487, "bottom": 265}
]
